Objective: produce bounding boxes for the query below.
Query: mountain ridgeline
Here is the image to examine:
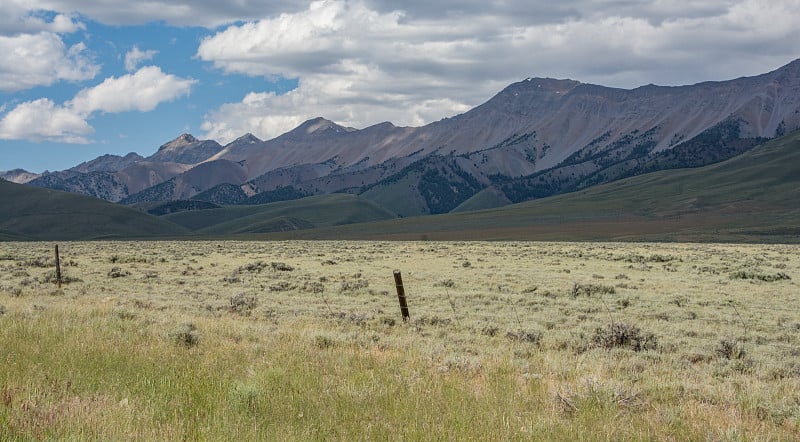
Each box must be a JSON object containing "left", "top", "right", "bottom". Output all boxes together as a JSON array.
[{"left": 9, "top": 59, "right": 800, "bottom": 217}]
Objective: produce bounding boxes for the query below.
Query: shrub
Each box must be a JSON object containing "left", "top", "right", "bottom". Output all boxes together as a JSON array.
[
  {"left": 107, "top": 267, "right": 130, "bottom": 278},
  {"left": 572, "top": 283, "right": 616, "bottom": 297},
  {"left": 238, "top": 261, "right": 267, "bottom": 273},
  {"left": 729, "top": 271, "right": 790, "bottom": 282},
  {"left": 229, "top": 293, "right": 258, "bottom": 315},
  {"left": 339, "top": 278, "right": 369, "bottom": 293},
  {"left": 168, "top": 323, "right": 200, "bottom": 347},
  {"left": 591, "top": 322, "right": 658, "bottom": 351},
  {"left": 480, "top": 324, "right": 499, "bottom": 337},
  {"left": 506, "top": 329, "right": 543, "bottom": 345},
  {"left": 715, "top": 338, "right": 746, "bottom": 360},
  {"left": 313, "top": 334, "right": 336, "bottom": 349},
  {"left": 270, "top": 262, "right": 294, "bottom": 272},
  {"left": 269, "top": 281, "right": 294, "bottom": 292}
]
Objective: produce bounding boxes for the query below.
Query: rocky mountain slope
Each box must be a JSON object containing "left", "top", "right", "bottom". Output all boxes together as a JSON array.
[
  {"left": 146, "top": 134, "right": 224, "bottom": 164},
  {"left": 16, "top": 59, "right": 800, "bottom": 214},
  {"left": 0, "top": 169, "right": 40, "bottom": 184}
]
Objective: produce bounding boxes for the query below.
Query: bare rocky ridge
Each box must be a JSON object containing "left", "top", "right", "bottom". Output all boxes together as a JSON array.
[
  {"left": 0, "top": 169, "right": 40, "bottom": 184},
  {"left": 147, "top": 134, "right": 224, "bottom": 164},
  {"left": 69, "top": 152, "right": 145, "bottom": 174},
  {"left": 17, "top": 59, "right": 800, "bottom": 213}
]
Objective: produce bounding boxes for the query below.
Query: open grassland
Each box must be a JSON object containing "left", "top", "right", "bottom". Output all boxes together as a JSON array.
[{"left": 1, "top": 241, "right": 799, "bottom": 440}]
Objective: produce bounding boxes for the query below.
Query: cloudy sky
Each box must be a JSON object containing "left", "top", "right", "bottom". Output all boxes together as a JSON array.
[{"left": 1, "top": 0, "right": 798, "bottom": 172}]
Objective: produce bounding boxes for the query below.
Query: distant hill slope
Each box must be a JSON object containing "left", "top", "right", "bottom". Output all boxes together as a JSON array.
[
  {"left": 252, "top": 130, "right": 800, "bottom": 242},
  {"left": 0, "top": 179, "right": 188, "bottom": 240},
  {"left": 162, "top": 194, "right": 397, "bottom": 235}
]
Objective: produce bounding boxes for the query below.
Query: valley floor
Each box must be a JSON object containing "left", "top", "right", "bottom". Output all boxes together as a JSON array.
[{"left": 1, "top": 241, "right": 798, "bottom": 440}]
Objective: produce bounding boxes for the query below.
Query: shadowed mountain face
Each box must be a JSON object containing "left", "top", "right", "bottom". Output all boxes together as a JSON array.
[
  {"left": 16, "top": 59, "right": 800, "bottom": 214},
  {"left": 0, "top": 179, "right": 188, "bottom": 240}
]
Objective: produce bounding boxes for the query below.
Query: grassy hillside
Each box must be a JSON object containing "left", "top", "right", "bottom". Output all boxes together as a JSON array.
[
  {"left": 163, "top": 194, "right": 397, "bottom": 234},
  {"left": 256, "top": 130, "right": 800, "bottom": 242},
  {"left": 0, "top": 179, "right": 189, "bottom": 240},
  {"left": 360, "top": 156, "right": 484, "bottom": 216},
  {"left": 451, "top": 187, "right": 512, "bottom": 213}
]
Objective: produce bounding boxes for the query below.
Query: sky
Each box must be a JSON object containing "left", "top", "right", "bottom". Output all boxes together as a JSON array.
[{"left": 1, "top": 0, "right": 798, "bottom": 173}]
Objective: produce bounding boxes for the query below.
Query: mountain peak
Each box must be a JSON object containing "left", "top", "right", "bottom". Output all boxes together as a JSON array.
[
  {"left": 520, "top": 77, "right": 581, "bottom": 93},
  {"left": 159, "top": 133, "right": 199, "bottom": 151},
  {"left": 224, "top": 133, "right": 263, "bottom": 149},
  {"left": 282, "top": 117, "right": 355, "bottom": 139},
  {"left": 149, "top": 134, "right": 223, "bottom": 164},
  {"left": 236, "top": 133, "right": 262, "bottom": 144}
]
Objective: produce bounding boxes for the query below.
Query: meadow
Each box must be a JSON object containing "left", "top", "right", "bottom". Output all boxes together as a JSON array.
[{"left": 0, "top": 241, "right": 798, "bottom": 440}]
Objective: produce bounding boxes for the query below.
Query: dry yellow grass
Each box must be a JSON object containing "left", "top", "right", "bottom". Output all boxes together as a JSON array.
[{"left": 0, "top": 241, "right": 798, "bottom": 440}]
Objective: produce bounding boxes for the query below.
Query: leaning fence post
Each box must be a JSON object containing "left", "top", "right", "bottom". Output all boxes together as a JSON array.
[
  {"left": 54, "top": 244, "right": 62, "bottom": 288},
  {"left": 393, "top": 270, "right": 410, "bottom": 322}
]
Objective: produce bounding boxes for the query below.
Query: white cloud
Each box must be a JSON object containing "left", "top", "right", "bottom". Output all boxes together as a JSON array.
[
  {"left": 0, "top": 67, "right": 196, "bottom": 143},
  {"left": 196, "top": 0, "right": 800, "bottom": 142},
  {"left": 124, "top": 46, "right": 158, "bottom": 72},
  {"left": 0, "top": 2, "right": 95, "bottom": 92},
  {"left": 4, "top": 1, "right": 798, "bottom": 144},
  {"left": 18, "top": 0, "right": 306, "bottom": 28},
  {"left": 0, "top": 98, "right": 92, "bottom": 143},
  {"left": 0, "top": 1, "right": 84, "bottom": 34},
  {"left": 201, "top": 74, "right": 471, "bottom": 143},
  {"left": 69, "top": 66, "right": 197, "bottom": 115},
  {"left": 0, "top": 32, "right": 98, "bottom": 92}
]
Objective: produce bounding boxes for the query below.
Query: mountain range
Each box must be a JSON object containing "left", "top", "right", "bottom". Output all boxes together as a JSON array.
[
  {"left": 4, "top": 59, "right": 800, "bottom": 223},
  {"left": 2, "top": 126, "right": 798, "bottom": 242}
]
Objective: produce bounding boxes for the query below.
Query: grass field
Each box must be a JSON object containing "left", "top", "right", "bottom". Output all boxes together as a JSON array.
[{"left": 1, "top": 241, "right": 799, "bottom": 440}]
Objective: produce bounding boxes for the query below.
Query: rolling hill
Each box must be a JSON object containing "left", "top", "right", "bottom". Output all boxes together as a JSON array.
[
  {"left": 162, "top": 194, "right": 397, "bottom": 235},
  {"left": 0, "top": 179, "right": 188, "bottom": 240}
]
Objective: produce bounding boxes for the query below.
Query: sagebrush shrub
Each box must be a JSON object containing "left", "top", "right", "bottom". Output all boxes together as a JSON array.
[
  {"left": 168, "top": 323, "right": 200, "bottom": 347},
  {"left": 591, "top": 322, "right": 658, "bottom": 351},
  {"left": 230, "top": 293, "right": 258, "bottom": 315}
]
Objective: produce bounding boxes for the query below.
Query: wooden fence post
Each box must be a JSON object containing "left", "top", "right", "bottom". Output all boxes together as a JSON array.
[
  {"left": 393, "top": 270, "right": 410, "bottom": 322},
  {"left": 54, "top": 244, "right": 62, "bottom": 288}
]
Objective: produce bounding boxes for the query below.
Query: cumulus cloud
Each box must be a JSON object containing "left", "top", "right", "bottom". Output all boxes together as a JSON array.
[
  {"left": 0, "top": 67, "right": 196, "bottom": 143},
  {"left": 0, "top": 98, "right": 93, "bottom": 143},
  {"left": 0, "top": 30, "right": 98, "bottom": 92},
  {"left": 70, "top": 66, "right": 196, "bottom": 115},
  {"left": 5, "top": 1, "right": 798, "bottom": 144},
  {"left": 0, "top": 2, "right": 96, "bottom": 92},
  {"left": 0, "top": 1, "right": 84, "bottom": 34},
  {"left": 124, "top": 46, "right": 158, "bottom": 72},
  {"left": 196, "top": 0, "right": 800, "bottom": 142}
]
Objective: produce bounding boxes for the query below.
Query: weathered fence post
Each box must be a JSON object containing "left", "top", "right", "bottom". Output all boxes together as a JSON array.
[
  {"left": 54, "top": 244, "right": 62, "bottom": 288},
  {"left": 393, "top": 270, "right": 410, "bottom": 322}
]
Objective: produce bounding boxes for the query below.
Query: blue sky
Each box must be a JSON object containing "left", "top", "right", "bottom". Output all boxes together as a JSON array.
[{"left": 1, "top": 0, "right": 799, "bottom": 173}]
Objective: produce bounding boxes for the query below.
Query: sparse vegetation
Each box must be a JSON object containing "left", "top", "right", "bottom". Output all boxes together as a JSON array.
[{"left": 0, "top": 240, "right": 798, "bottom": 440}]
